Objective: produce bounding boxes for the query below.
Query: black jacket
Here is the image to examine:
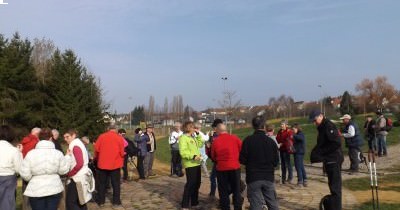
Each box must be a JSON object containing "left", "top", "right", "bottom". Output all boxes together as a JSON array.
[
  {"left": 144, "top": 132, "right": 156, "bottom": 152},
  {"left": 240, "top": 130, "right": 279, "bottom": 183},
  {"left": 310, "top": 118, "right": 344, "bottom": 164}
]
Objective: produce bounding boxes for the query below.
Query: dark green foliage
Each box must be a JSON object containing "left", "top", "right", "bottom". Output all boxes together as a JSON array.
[
  {"left": 340, "top": 91, "right": 354, "bottom": 115},
  {"left": 0, "top": 33, "right": 107, "bottom": 138},
  {"left": 131, "top": 106, "right": 145, "bottom": 125}
]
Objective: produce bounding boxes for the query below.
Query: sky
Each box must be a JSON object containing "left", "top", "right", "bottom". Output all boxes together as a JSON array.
[{"left": 1, "top": 0, "right": 400, "bottom": 113}]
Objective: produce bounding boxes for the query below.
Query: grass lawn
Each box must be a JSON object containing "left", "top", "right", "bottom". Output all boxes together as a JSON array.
[
  {"left": 155, "top": 114, "right": 400, "bottom": 164},
  {"left": 355, "top": 202, "right": 400, "bottom": 210}
]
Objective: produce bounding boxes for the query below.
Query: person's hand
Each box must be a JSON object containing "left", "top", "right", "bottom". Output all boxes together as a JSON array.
[
  {"left": 194, "top": 155, "right": 202, "bottom": 161},
  {"left": 16, "top": 144, "right": 23, "bottom": 152},
  {"left": 66, "top": 149, "right": 72, "bottom": 155}
]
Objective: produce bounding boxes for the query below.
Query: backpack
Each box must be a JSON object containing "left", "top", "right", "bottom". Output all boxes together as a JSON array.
[
  {"left": 385, "top": 117, "right": 393, "bottom": 131},
  {"left": 125, "top": 139, "right": 139, "bottom": 157}
]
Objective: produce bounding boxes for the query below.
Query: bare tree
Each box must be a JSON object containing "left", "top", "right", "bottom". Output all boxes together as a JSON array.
[
  {"left": 147, "top": 95, "right": 155, "bottom": 122},
  {"left": 219, "top": 90, "right": 242, "bottom": 122},
  {"left": 355, "top": 76, "right": 399, "bottom": 110},
  {"left": 31, "top": 38, "right": 55, "bottom": 85}
]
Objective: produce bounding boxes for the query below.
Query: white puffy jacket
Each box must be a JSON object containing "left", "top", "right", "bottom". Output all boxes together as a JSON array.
[{"left": 20, "top": 140, "right": 71, "bottom": 197}]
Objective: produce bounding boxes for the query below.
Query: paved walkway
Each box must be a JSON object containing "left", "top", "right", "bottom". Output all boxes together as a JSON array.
[{"left": 87, "top": 170, "right": 358, "bottom": 210}]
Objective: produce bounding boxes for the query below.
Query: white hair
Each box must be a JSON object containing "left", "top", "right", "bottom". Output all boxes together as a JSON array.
[{"left": 31, "top": 127, "right": 41, "bottom": 135}]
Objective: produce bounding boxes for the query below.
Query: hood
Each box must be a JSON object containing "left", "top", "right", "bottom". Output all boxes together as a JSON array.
[{"left": 35, "top": 140, "right": 55, "bottom": 149}]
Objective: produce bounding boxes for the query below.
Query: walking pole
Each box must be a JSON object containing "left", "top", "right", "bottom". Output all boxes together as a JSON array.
[
  {"left": 368, "top": 150, "right": 376, "bottom": 210},
  {"left": 372, "top": 151, "right": 380, "bottom": 210}
]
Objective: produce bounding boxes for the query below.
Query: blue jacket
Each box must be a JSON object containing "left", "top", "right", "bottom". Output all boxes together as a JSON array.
[
  {"left": 134, "top": 134, "right": 148, "bottom": 157},
  {"left": 293, "top": 131, "right": 306, "bottom": 155},
  {"left": 343, "top": 122, "right": 363, "bottom": 148}
]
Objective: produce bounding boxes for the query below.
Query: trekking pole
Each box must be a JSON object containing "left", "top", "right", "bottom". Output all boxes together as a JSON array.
[
  {"left": 368, "top": 150, "right": 376, "bottom": 210},
  {"left": 372, "top": 151, "right": 380, "bottom": 210}
]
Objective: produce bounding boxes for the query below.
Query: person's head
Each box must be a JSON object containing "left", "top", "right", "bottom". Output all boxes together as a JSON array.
[
  {"left": 309, "top": 110, "right": 324, "bottom": 126},
  {"left": 134, "top": 127, "right": 142, "bottom": 134},
  {"left": 292, "top": 123, "right": 302, "bottom": 134},
  {"left": 0, "top": 125, "right": 16, "bottom": 143},
  {"left": 211, "top": 119, "right": 223, "bottom": 130},
  {"left": 39, "top": 128, "right": 53, "bottom": 140},
  {"left": 216, "top": 123, "right": 227, "bottom": 134},
  {"left": 266, "top": 124, "right": 275, "bottom": 133},
  {"left": 118, "top": 128, "right": 126, "bottom": 137},
  {"left": 31, "top": 127, "right": 41, "bottom": 137},
  {"left": 174, "top": 122, "right": 182, "bottom": 131},
  {"left": 280, "top": 120, "right": 289, "bottom": 130},
  {"left": 51, "top": 129, "right": 59, "bottom": 140},
  {"left": 194, "top": 122, "right": 202, "bottom": 132},
  {"left": 252, "top": 116, "right": 266, "bottom": 130},
  {"left": 340, "top": 114, "right": 351, "bottom": 125},
  {"left": 146, "top": 124, "right": 154, "bottom": 133},
  {"left": 63, "top": 129, "right": 78, "bottom": 144},
  {"left": 182, "top": 121, "right": 195, "bottom": 134},
  {"left": 81, "top": 136, "right": 90, "bottom": 145},
  {"left": 366, "top": 115, "right": 373, "bottom": 121},
  {"left": 108, "top": 123, "right": 118, "bottom": 132}
]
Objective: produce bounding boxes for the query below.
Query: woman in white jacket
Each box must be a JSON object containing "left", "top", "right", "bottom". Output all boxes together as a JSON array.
[
  {"left": 0, "top": 125, "right": 23, "bottom": 210},
  {"left": 20, "top": 128, "right": 70, "bottom": 210},
  {"left": 63, "top": 129, "right": 90, "bottom": 210}
]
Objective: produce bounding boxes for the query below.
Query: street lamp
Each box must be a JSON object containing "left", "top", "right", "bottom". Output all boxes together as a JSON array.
[
  {"left": 221, "top": 77, "right": 228, "bottom": 124},
  {"left": 128, "top": 97, "right": 133, "bottom": 129}
]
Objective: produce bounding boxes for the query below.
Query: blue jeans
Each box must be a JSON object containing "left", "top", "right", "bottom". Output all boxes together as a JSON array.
[
  {"left": 209, "top": 164, "right": 217, "bottom": 196},
  {"left": 247, "top": 180, "right": 278, "bottom": 210},
  {"left": 294, "top": 154, "right": 307, "bottom": 184},
  {"left": 376, "top": 134, "right": 387, "bottom": 155},
  {"left": 29, "top": 193, "right": 61, "bottom": 210},
  {"left": 280, "top": 151, "right": 293, "bottom": 182}
]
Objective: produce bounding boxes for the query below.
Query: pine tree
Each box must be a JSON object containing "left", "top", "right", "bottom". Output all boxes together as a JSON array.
[{"left": 340, "top": 91, "right": 354, "bottom": 115}]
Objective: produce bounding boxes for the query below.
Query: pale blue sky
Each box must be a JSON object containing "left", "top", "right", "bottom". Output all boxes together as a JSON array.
[{"left": 1, "top": 0, "right": 399, "bottom": 113}]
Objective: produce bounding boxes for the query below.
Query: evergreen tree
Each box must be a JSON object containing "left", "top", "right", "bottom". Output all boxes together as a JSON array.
[
  {"left": 131, "top": 106, "right": 145, "bottom": 125},
  {"left": 46, "top": 49, "right": 106, "bottom": 136},
  {"left": 340, "top": 91, "right": 354, "bottom": 115},
  {"left": 0, "top": 33, "right": 40, "bottom": 128}
]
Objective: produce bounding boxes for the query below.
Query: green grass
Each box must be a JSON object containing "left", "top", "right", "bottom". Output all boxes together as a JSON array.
[
  {"left": 343, "top": 174, "right": 400, "bottom": 191},
  {"left": 355, "top": 202, "right": 400, "bottom": 210},
  {"left": 155, "top": 114, "right": 400, "bottom": 165}
]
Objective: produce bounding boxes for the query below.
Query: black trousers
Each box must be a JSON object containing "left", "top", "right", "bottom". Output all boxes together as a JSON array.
[
  {"left": 66, "top": 180, "right": 87, "bottom": 210},
  {"left": 97, "top": 168, "right": 121, "bottom": 205},
  {"left": 171, "top": 150, "right": 183, "bottom": 176},
  {"left": 181, "top": 166, "right": 201, "bottom": 208},
  {"left": 137, "top": 155, "right": 145, "bottom": 179},
  {"left": 324, "top": 162, "right": 342, "bottom": 210},
  {"left": 216, "top": 169, "right": 242, "bottom": 210},
  {"left": 348, "top": 147, "right": 360, "bottom": 171},
  {"left": 122, "top": 155, "right": 129, "bottom": 180}
]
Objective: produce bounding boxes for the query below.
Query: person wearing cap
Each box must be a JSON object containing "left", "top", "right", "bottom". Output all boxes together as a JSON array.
[
  {"left": 375, "top": 110, "right": 388, "bottom": 157},
  {"left": 205, "top": 118, "right": 224, "bottom": 197},
  {"left": 94, "top": 124, "right": 125, "bottom": 207},
  {"left": 143, "top": 124, "right": 157, "bottom": 177},
  {"left": 309, "top": 110, "right": 344, "bottom": 210},
  {"left": 169, "top": 122, "right": 184, "bottom": 177},
  {"left": 340, "top": 114, "right": 364, "bottom": 174},
  {"left": 276, "top": 120, "right": 294, "bottom": 184}
]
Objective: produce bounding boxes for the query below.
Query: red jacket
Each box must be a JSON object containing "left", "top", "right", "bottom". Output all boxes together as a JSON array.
[
  {"left": 21, "top": 134, "right": 39, "bottom": 158},
  {"left": 211, "top": 133, "right": 242, "bottom": 171},
  {"left": 276, "top": 128, "right": 294, "bottom": 153},
  {"left": 95, "top": 130, "right": 125, "bottom": 170}
]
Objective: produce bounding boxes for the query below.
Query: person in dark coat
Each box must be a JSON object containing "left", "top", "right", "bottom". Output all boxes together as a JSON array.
[
  {"left": 309, "top": 110, "right": 344, "bottom": 210},
  {"left": 292, "top": 123, "right": 307, "bottom": 187}
]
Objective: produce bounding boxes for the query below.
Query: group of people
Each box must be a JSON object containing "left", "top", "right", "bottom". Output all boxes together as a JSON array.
[
  {"left": 168, "top": 117, "right": 280, "bottom": 210},
  {"left": 0, "top": 126, "right": 91, "bottom": 210}
]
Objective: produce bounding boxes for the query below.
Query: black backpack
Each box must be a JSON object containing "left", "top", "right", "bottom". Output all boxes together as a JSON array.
[{"left": 125, "top": 139, "right": 139, "bottom": 157}]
